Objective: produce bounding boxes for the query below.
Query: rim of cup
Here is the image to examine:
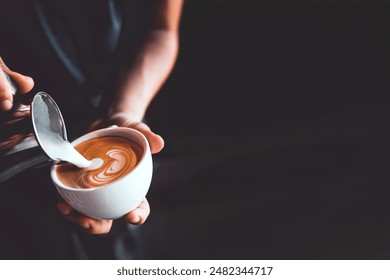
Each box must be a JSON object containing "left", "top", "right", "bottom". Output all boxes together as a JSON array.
[{"left": 50, "top": 127, "right": 149, "bottom": 192}]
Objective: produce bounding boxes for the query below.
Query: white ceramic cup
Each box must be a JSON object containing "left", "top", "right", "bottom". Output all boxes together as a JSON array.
[{"left": 51, "top": 127, "right": 153, "bottom": 220}]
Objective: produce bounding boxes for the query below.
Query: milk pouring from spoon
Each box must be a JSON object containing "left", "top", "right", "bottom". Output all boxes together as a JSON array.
[{"left": 31, "top": 92, "right": 93, "bottom": 169}]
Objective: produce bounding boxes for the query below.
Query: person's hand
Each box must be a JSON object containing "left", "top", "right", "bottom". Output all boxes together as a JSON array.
[
  {"left": 57, "top": 112, "right": 164, "bottom": 234},
  {"left": 0, "top": 57, "right": 34, "bottom": 111},
  {"left": 57, "top": 198, "right": 151, "bottom": 234}
]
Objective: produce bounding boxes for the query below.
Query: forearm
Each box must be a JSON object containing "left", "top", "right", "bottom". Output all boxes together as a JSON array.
[{"left": 108, "top": 30, "right": 179, "bottom": 122}]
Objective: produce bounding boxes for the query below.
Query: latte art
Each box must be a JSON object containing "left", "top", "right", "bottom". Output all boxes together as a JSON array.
[
  {"left": 80, "top": 145, "right": 139, "bottom": 187},
  {"left": 56, "top": 136, "right": 143, "bottom": 189}
]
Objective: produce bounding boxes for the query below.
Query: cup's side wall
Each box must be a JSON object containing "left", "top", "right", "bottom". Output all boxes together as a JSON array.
[{"left": 55, "top": 153, "right": 152, "bottom": 219}]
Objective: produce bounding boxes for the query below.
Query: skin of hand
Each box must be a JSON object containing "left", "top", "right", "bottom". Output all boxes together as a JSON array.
[
  {"left": 0, "top": 57, "right": 34, "bottom": 111},
  {"left": 57, "top": 113, "right": 164, "bottom": 234}
]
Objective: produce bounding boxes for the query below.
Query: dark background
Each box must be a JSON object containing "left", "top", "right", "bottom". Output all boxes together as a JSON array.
[
  {"left": 141, "top": 0, "right": 390, "bottom": 259},
  {"left": 149, "top": 0, "right": 390, "bottom": 156}
]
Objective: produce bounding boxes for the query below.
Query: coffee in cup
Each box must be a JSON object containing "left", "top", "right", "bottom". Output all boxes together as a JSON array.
[{"left": 56, "top": 136, "right": 143, "bottom": 189}]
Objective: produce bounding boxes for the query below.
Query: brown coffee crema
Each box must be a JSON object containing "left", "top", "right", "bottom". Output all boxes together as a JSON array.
[{"left": 56, "top": 136, "right": 143, "bottom": 189}]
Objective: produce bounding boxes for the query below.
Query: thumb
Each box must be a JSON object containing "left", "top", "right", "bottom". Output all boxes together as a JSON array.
[
  {"left": 0, "top": 57, "right": 34, "bottom": 94},
  {"left": 0, "top": 57, "right": 34, "bottom": 111}
]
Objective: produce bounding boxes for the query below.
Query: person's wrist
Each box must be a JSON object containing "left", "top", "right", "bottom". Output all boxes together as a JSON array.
[
  {"left": 106, "top": 111, "right": 143, "bottom": 125},
  {"left": 108, "top": 96, "right": 148, "bottom": 123}
]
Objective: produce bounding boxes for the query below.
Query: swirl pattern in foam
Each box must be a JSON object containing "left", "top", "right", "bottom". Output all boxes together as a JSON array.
[{"left": 56, "top": 136, "right": 143, "bottom": 189}]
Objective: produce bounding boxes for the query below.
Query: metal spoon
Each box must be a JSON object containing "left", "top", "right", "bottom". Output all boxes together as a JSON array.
[{"left": 31, "top": 92, "right": 92, "bottom": 168}]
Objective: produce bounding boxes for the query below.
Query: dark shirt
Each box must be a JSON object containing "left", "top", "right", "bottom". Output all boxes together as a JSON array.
[{"left": 0, "top": 0, "right": 143, "bottom": 129}]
